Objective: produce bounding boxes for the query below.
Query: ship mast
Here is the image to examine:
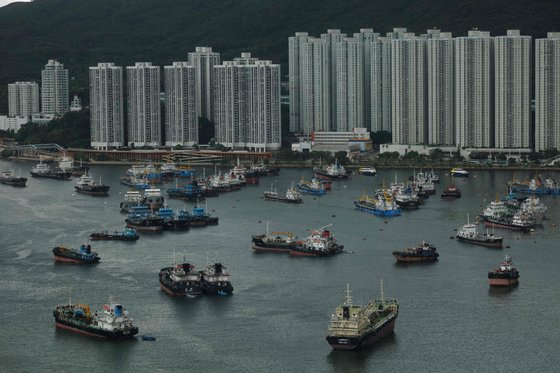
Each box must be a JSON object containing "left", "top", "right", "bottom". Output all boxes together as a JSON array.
[
  {"left": 344, "top": 283, "right": 352, "bottom": 306},
  {"left": 380, "top": 278, "right": 385, "bottom": 303}
]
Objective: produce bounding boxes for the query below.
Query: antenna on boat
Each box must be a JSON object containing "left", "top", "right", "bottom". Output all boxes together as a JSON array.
[
  {"left": 380, "top": 278, "right": 385, "bottom": 303},
  {"left": 266, "top": 221, "right": 269, "bottom": 235},
  {"left": 173, "top": 248, "right": 176, "bottom": 265},
  {"left": 344, "top": 283, "right": 353, "bottom": 306},
  {"left": 68, "top": 287, "right": 72, "bottom": 305},
  {"left": 467, "top": 213, "right": 470, "bottom": 225}
]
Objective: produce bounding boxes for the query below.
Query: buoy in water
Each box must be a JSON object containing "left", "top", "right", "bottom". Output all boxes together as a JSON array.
[
  {"left": 505, "top": 245, "right": 511, "bottom": 248},
  {"left": 332, "top": 214, "right": 336, "bottom": 217},
  {"left": 141, "top": 335, "right": 156, "bottom": 341}
]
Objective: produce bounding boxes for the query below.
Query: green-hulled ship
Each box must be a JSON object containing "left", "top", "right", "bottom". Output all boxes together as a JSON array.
[{"left": 326, "top": 282, "right": 398, "bottom": 350}]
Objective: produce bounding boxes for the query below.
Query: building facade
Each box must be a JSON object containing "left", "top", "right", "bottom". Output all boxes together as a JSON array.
[
  {"left": 188, "top": 47, "right": 220, "bottom": 121},
  {"left": 494, "top": 30, "right": 531, "bottom": 149},
  {"left": 8, "top": 81, "right": 39, "bottom": 118},
  {"left": 335, "top": 37, "right": 364, "bottom": 131},
  {"left": 164, "top": 62, "right": 197, "bottom": 147},
  {"left": 89, "top": 63, "right": 124, "bottom": 149},
  {"left": 535, "top": 32, "right": 560, "bottom": 152},
  {"left": 391, "top": 33, "right": 428, "bottom": 145},
  {"left": 41, "top": 59, "right": 69, "bottom": 116},
  {"left": 426, "top": 30, "right": 455, "bottom": 146},
  {"left": 127, "top": 62, "right": 161, "bottom": 147},
  {"left": 288, "top": 32, "right": 309, "bottom": 134},
  {"left": 214, "top": 53, "right": 281, "bottom": 151},
  {"left": 455, "top": 30, "right": 494, "bottom": 148}
]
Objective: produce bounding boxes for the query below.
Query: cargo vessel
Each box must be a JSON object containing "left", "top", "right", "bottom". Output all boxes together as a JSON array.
[
  {"left": 159, "top": 262, "right": 203, "bottom": 298},
  {"left": 488, "top": 255, "right": 519, "bottom": 286},
  {"left": 392, "top": 241, "right": 439, "bottom": 262},
  {"left": 326, "top": 283, "right": 398, "bottom": 350},
  {"left": 89, "top": 228, "right": 139, "bottom": 241},
  {"left": 200, "top": 263, "right": 233, "bottom": 295},
  {"left": 52, "top": 244, "right": 100, "bottom": 264}
]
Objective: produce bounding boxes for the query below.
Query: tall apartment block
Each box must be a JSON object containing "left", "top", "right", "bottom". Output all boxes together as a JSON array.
[
  {"left": 455, "top": 30, "right": 494, "bottom": 148},
  {"left": 426, "top": 30, "right": 455, "bottom": 146},
  {"left": 8, "top": 81, "right": 39, "bottom": 118},
  {"left": 89, "top": 63, "right": 124, "bottom": 149},
  {"left": 335, "top": 37, "right": 363, "bottom": 131},
  {"left": 535, "top": 32, "right": 560, "bottom": 152},
  {"left": 41, "top": 59, "right": 69, "bottom": 116},
  {"left": 288, "top": 32, "right": 310, "bottom": 133},
  {"left": 370, "top": 36, "right": 393, "bottom": 132},
  {"left": 322, "top": 30, "right": 347, "bottom": 132},
  {"left": 494, "top": 30, "right": 531, "bottom": 148},
  {"left": 126, "top": 62, "right": 161, "bottom": 147},
  {"left": 188, "top": 47, "right": 220, "bottom": 121},
  {"left": 214, "top": 53, "right": 281, "bottom": 150},
  {"left": 391, "top": 33, "right": 428, "bottom": 145},
  {"left": 164, "top": 62, "right": 197, "bottom": 146}
]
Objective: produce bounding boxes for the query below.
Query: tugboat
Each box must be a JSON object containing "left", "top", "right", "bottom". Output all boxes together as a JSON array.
[
  {"left": 326, "top": 282, "right": 398, "bottom": 350},
  {"left": 394, "top": 188, "right": 421, "bottom": 209},
  {"left": 488, "top": 255, "right": 519, "bottom": 286},
  {"left": 251, "top": 224, "right": 297, "bottom": 253},
  {"left": 392, "top": 241, "right": 439, "bottom": 262},
  {"left": 358, "top": 167, "right": 377, "bottom": 176},
  {"left": 313, "top": 159, "right": 351, "bottom": 179},
  {"left": 125, "top": 205, "right": 165, "bottom": 232},
  {"left": 141, "top": 188, "right": 165, "bottom": 210},
  {"left": 297, "top": 177, "right": 326, "bottom": 195},
  {"left": 289, "top": 225, "right": 344, "bottom": 257},
  {"left": 200, "top": 263, "right": 234, "bottom": 295},
  {"left": 166, "top": 180, "right": 205, "bottom": 200},
  {"left": 441, "top": 184, "right": 461, "bottom": 199},
  {"left": 120, "top": 190, "right": 143, "bottom": 213},
  {"left": 450, "top": 168, "right": 469, "bottom": 177},
  {"left": 183, "top": 205, "right": 219, "bottom": 227},
  {"left": 52, "top": 244, "right": 100, "bottom": 264},
  {"left": 74, "top": 174, "right": 110, "bottom": 196},
  {"left": 456, "top": 215, "right": 503, "bottom": 248},
  {"left": 263, "top": 183, "right": 303, "bottom": 203},
  {"left": 53, "top": 299, "right": 138, "bottom": 338},
  {"left": 30, "top": 158, "right": 72, "bottom": 180},
  {"left": 0, "top": 169, "right": 27, "bottom": 187},
  {"left": 89, "top": 228, "right": 139, "bottom": 241},
  {"left": 159, "top": 262, "right": 203, "bottom": 298},
  {"left": 484, "top": 211, "right": 535, "bottom": 232},
  {"left": 354, "top": 192, "right": 402, "bottom": 216}
]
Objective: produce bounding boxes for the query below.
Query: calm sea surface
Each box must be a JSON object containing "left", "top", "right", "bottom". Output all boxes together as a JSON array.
[{"left": 0, "top": 160, "right": 559, "bottom": 372}]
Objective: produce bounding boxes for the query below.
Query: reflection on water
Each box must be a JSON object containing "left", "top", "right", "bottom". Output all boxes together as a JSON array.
[{"left": 327, "top": 333, "right": 398, "bottom": 372}]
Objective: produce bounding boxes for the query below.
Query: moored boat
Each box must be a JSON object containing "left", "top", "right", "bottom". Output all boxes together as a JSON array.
[
  {"left": 456, "top": 216, "right": 503, "bottom": 248},
  {"left": 159, "top": 262, "right": 203, "bottom": 298},
  {"left": 297, "top": 177, "right": 326, "bottom": 195},
  {"left": 200, "top": 263, "right": 233, "bottom": 295},
  {"left": 120, "top": 190, "right": 143, "bottom": 213},
  {"left": 441, "top": 184, "right": 461, "bottom": 199},
  {"left": 89, "top": 228, "right": 139, "bottom": 241},
  {"left": 313, "top": 159, "right": 351, "bottom": 179},
  {"left": 483, "top": 211, "right": 535, "bottom": 232},
  {"left": 289, "top": 225, "right": 344, "bottom": 257},
  {"left": 252, "top": 229, "right": 297, "bottom": 253},
  {"left": 358, "top": 167, "right": 377, "bottom": 176},
  {"left": 354, "top": 192, "right": 401, "bottom": 216},
  {"left": 74, "top": 174, "right": 110, "bottom": 196},
  {"left": 0, "top": 169, "right": 27, "bottom": 187},
  {"left": 52, "top": 244, "right": 100, "bottom": 264},
  {"left": 326, "top": 282, "right": 398, "bottom": 350},
  {"left": 53, "top": 300, "right": 138, "bottom": 339},
  {"left": 488, "top": 255, "right": 519, "bottom": 286},
  {"left": 263, "top": 183, "right": 303, "bottom": 203},
  {"left": 450, "top": 168, "right": 469, "bottom": 177},
  {"left": 392, "top": 241, "right": 439, "bottom": 262},
  {"left": 125, "top": 205, "right": 164, "bottom": 232},
  {"left": 30, "top": 158, "right": 72, "bottom": 180}
]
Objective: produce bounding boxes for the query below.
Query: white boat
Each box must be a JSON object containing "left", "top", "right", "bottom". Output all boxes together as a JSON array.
[
  {"left": 450, "top": 168, "right": 469, "bottom": 177},
  {"left": 358, "top": 167, "right": 376, "bottom": 176}
]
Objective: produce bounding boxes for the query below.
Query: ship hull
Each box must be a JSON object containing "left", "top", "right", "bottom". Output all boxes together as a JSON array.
[
  {"left": 89, "top": 234, "right": 139, "bottom": 241},
  {"left": 456, "top": 236, "right": 503, "bottom": 248},
  {"left": 393, "top": 255, "right": 438, "bottom": 263},
  {"left": 289, "top": 245, "right": 344, "bottom": 257},
  {"left": 484, "top": 221, "right": 531, "bottom": 232},
  {"left": 263, "top": 193, "right": 302, "bottom": 203},
  {"left": 126, "top": 223, "right": 164, "bottom": 232},
  {"left": 313, "top": 169, "right": 350, "bottom": 179},
  {"left": 75, "top": 187, "right": 110, "bottom": 196},
  {"left": 54, "top": 319, "right": 138, "bottom": 339},
  {"left": 30, "top": 171, "right": 72, "bottom": 180},
  {"left": 252, "top": 245, "right": 292, "bottom": 253},
  {"left": 0, "top": 178, "right": 27, "bottom": 187},
  {"left": 326, "top": 317, "right": 396, "bottom": 350},
  {"left": 488, "top": 278, "right": 519, "bottom": 286},
  {"left": 53, "top": 255, "right": 95, "bottom": 264}
]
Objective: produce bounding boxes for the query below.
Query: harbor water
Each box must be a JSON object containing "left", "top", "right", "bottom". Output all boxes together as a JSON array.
[{"left": 1, "top": 161, "right": 559, "bottom": 372}]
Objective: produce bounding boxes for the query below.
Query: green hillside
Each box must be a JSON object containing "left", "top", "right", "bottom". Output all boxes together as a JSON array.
[{"left": 0, "top": 0, "right": 559, "bottom": 112}]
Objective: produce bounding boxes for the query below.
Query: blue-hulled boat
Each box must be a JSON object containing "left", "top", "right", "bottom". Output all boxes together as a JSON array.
[
  {"left": 354, "top": 192, "right": 401, "bottom": 216},
  {"left": 297, "top": 178, "right": 326, "bottom": 195}
]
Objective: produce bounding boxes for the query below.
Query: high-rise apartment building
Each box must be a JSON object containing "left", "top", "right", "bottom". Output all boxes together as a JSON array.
[
  {"left": 391, "top": 33, "right": 428, "bottom": 145},
  {"left": 321, "top": 29, "right": 347, "bottom": 132},
  {"left": 41, "top": 59, "right": 69, "bottom": 116},
  {"left": 288, "top": 32, "right": 310, "bottom": 134},
  {"left": 188, "top": 47, "right": 220, "bottom": 121},
  {"left": 353, "top": 29, "right": 379, "bottom": 131},
  {"left": 535, "top": 32, "right": 560, "bottom": 152},
  {"left": 126, "top": 62, "right": 161, "bottom": 147},
  {"left": 426, "top": 30, "right": 455, "bottom": 146},
  {"left": 494, "top": 30, "right": 532, "bottom": 149},
  {"left": 370, "top": 36, "right": 393, "bottom": 133},
  {"left": 214, "top": 53, "right": 281, "bottom": 150},
  {"left": 8, "top": 81, "right": 40, "bottom": 118},
  {"left": 89, "top": 63, "right": 124, "bottom": 149},
  {"left": 455, "top": 30, "right": 494, "bottom": 148},
  {"left": 335, "top": 37, "right": 363, "bottom": 131},
  {"left": 164, "top": 62, "right": 197, "bottom": 147}
]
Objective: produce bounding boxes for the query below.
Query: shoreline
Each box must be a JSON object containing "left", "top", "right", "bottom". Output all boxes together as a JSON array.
[{"left": 4, "top": 156, "right": 560, "bottom": 172}]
